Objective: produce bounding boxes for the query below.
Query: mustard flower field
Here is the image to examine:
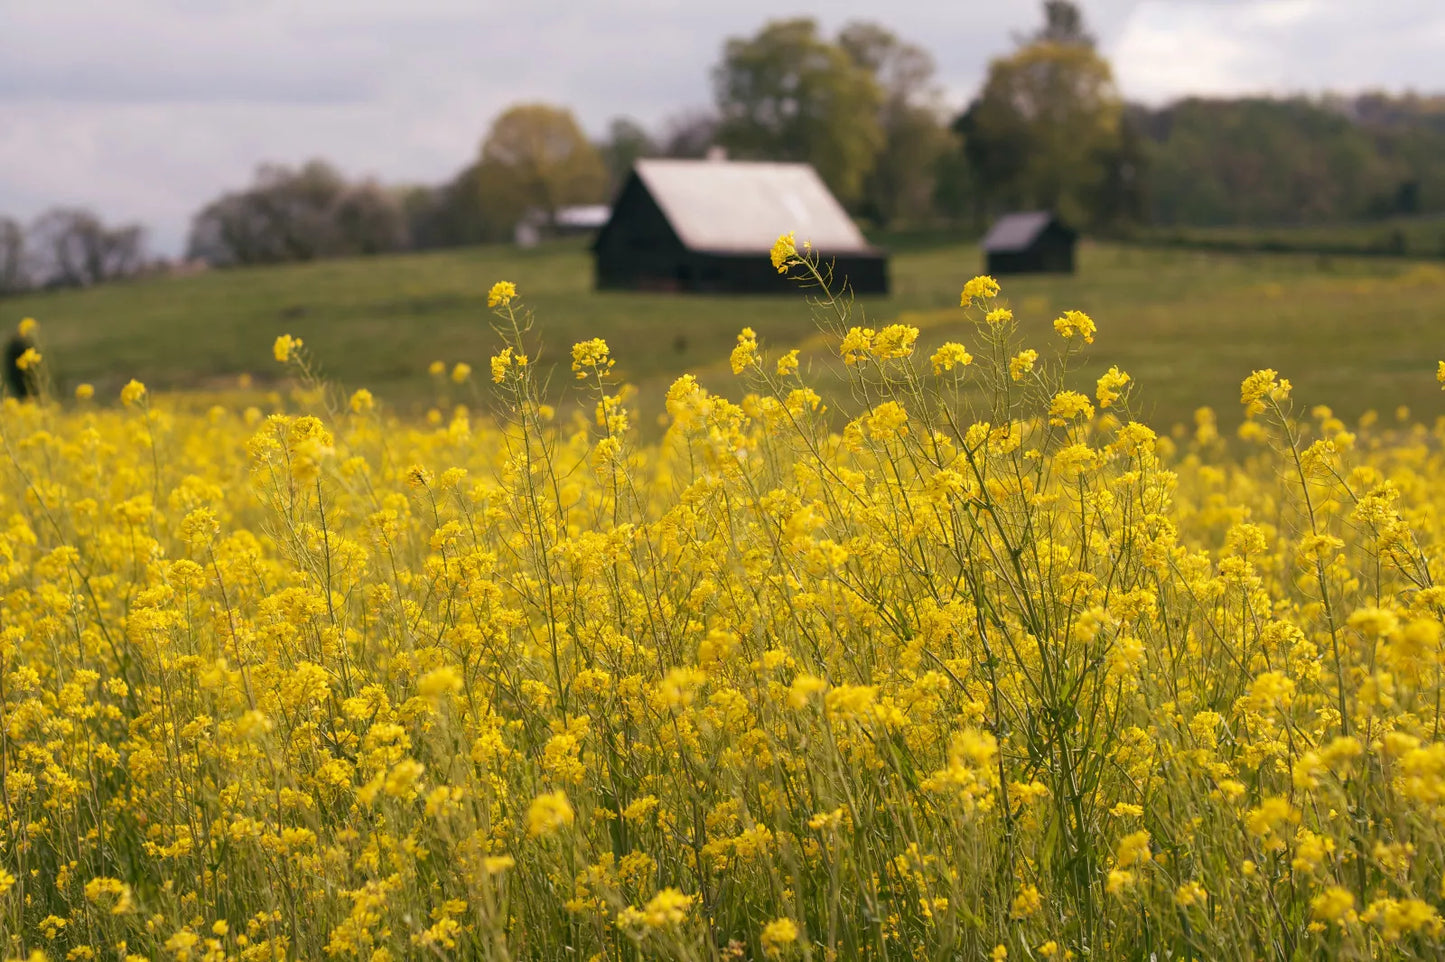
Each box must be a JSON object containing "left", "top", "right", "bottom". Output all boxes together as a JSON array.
[{"left": 3, "top": 245, "right": 1445, "bottom": 961}]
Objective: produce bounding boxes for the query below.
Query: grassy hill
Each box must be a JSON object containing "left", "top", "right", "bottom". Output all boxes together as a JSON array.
[{"left": 4, "top": 238, "right": 1444, "bottom": 431}]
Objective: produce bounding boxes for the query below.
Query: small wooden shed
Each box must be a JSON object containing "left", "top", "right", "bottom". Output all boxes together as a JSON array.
[
  {"left": 981, "top": 211, "right": 1077, "bottom": 275},
  {"left": 514, "top": 204, "right": 610, "bottom": 247},
  {"left": 593, "top": 158, "right": 888, "bottom": 294}
]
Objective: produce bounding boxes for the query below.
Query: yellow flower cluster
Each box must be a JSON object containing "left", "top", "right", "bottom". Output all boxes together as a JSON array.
[
  {"left": 730, "top": 327, "right": 760, "bottom": 374},
  {"left": 1095, "top": 365, "right": 1131, "bottom": 409},
  {"left": 761, "top": 917, "right": 799, "bottom": 956},
  {"left": 1240, "top": 367, "right": 1293, "bottom": 416},
  {"left": 272, "top": 333, "right": 301, "bottom": 363},
  {"left": 571, "top": 337, "right": 614, "bottom": 380},
  {"left": 527, "top": 790, "right": 576, "bottom": 838},
  {"left": 839, "top": 324, "right": 919, "bottom": 366},
  {"left": 931, "top": 342, "right": 973, "bottom": 375},
  {"left": 1053, "top": 309, "right": 1097, "bottom": 343},
  {"left": 487, "top": 280, "right": 517, "bottom": 308},
  {"left": 960, "top": 274, "right": 1000, "bottom": 304},
  {"left": 2, "top": 274, "right": 1445, "bottom": 961},
  {"left": 770, "top": 232, "right": 798, "bottom": 274}
]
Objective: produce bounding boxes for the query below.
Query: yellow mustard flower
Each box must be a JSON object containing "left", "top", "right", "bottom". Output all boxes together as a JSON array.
[
  {"left": 1096, "top": 366, "right": 1131, "bottom": 408},
  {"left": 527, "top": 790, "right": 575, "bottom": 838},
  {"left": 960, "top": 275, "right": 1000, "bottom": 304},
  {"left": 761, "top": 917, "right": 799, "bottom": 956},
  {"left": 273, "top": 334, "right": 301, "bottom": 362},
  {"left": 770, "top": 232, "right": 797, "bottom": 273},
  {"left": 571, "top": 338, "right": 613, "bottom": 379},
  {"left": 730, "top": 327, "right": 759, "bottom": 375},
  {"left": 932, "top": 343, "right": 973, "bottom": 375},
  {"left": 1053, "top": 309, "right": 1097, "bottom": 343},
  {"left": 488, "top": 280, "right": 517, "bottom": 307},
  {"left": 1009, "top": 349, "right": 1038, "bottom": 381}
]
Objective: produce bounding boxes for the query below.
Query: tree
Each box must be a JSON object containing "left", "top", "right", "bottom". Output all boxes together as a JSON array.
[
  {"left": 331, "top": 181, "right": 410, "bottom": 256},
  {"left": 959, "top": 3, "right": 1125, "bottom": 228},
  {"left": 0, "top": 218, "right": 27, "bottom": 295},
  {"left": 187, "top": 160, "right": 409, "bottom": 265},
  {"left": 659, "top": 111, "right": 720, "bottom": 158},
  {"left": 1094, "top": 106, "right": 1149, "bottom": 227},
  {"left": 188, "top": 161, "right": 346, "bottom": 265},
  {"left": 599, "top": 117, "right": 656, "bottom": 192},
  {"left": 30, "top": 208, "right": 147, "bottom": 288},
  {"left": 713, "top": 18, "right": 883, "bottom": 207},
  {"left": 471, "top": 104, "right": 609, "bottom": 242},
  {"left": 186, "top": 193, "right": 267, "bottom": 266},
  {"left": 1026, "top": 0, "right": 1095, "bottom": 47},
  {"left": 839, "top": 21, "right": 950, "bottom": 227},
  {"left": 932, "top": 137, "right": 976, "bottom": 224},
  {"left": 1138, "top": 98, "right": 1410, "bottom": 226},
  {"left": 399, "top": 167, "right": 498, "bottom": 251},
  {"left": 399, "top": 184, "right": 453, "bottom": 251}
]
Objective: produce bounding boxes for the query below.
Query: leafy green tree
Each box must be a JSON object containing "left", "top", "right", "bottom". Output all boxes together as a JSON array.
[
  {"left": 471, "top": 103, "right": 609, "bottom": 241},
  {"left": 713, "top": 18, "right": 883, "bottom": 207},
  {"left": 1139, "top": 97, "right": 1442, "bottom": 226},
  {"left": 658, "top": 110, "right": 720, "bottom": 158},
  {"left": 1094, "top": 106, "right": 1150, "bottom": 228},
  {"left": 839, "top": 22, "right": 951, "bottom": 227},
  {"left": 931, "top": 137, "right": 976, "bottom": 226},
  {"left": 599, "top": 117, "right": 656, "bottom": 193},
  {"left": 960, "top": 4, "right": 1125, "bottom": 228},
  {"left": 1026, "top": 0, "right": 1095, "bottom": 47}
]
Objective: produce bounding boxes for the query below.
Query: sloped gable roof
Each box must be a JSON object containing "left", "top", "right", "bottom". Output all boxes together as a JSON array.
[
  {"left": 632, "top": 159, "right": 875, "bottom": 255},
  {"left": 981, "top": 211, "right": 1071, "bottom": 252}
]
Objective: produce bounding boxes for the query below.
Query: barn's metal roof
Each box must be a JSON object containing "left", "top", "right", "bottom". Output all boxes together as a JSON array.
[
  {"left": 632, "top": 159, "right": 876, "bottom": 255},
  {"left": 981, "top": 211, "right": 1064, "bottom": 252}
]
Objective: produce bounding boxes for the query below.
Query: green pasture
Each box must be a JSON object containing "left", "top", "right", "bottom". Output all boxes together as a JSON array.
[{"left": 3, "top": 239, "right": 1443, "bottom": 432}]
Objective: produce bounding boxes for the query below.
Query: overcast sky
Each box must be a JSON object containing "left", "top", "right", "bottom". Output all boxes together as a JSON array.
[{"left": 2, "top": 0, "right": 1442, "bottom": 255}]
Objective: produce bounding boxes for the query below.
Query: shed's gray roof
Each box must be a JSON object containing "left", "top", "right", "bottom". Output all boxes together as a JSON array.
[
  {"left": 518, "top": 204, "right": 610, "bottom": 229},
  {"left": 981, "top": 211, "right": 1063, "bottom": 252},
  {"left": 555, "top": 204, "right": 611, "bottom": 229},
  {"left": 633, "top": 158, "right": 875, "bottom": 255}
]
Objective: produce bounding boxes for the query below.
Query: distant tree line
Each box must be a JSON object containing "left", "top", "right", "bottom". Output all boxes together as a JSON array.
[
  {"left": 5, "top": 1, "right": 1444, "bottom": 287},
  {"left": 0, "top": 208, "right": 150, "bottom": 295},
  {"left": 1135, "top": 95, "right": 1445, "bottom": 227},
  {"left": 187, "top": 161, "right": 409, "bottom": 267}
]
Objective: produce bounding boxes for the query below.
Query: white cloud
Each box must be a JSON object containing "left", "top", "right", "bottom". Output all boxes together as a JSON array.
[{"left": 1112, "top": 0, "right": 1445, "bottom": 102}]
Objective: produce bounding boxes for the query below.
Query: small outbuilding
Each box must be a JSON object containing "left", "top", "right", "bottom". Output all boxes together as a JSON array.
[
  {"left": 515, "top": 204, "right": 611, "bottom": 248},
  {"left": 981, "top": 211, "right": 1077, "bottom": 275},
  {"left": 593, "top": 158, "right": 888, "bottom": 294}
]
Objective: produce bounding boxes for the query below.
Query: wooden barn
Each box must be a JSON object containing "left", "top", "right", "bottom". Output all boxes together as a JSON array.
[
  {"left": 981, "top": 211, "right": 1077, "bottom": 275},
  {"left": 593, "top": 158, "right": 888, "bottom": 294}
]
